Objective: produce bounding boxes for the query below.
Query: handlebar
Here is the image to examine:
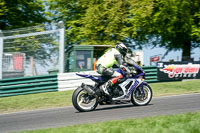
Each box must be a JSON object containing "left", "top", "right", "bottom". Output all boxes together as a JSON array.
[{"left": 120, "top": 64, "right": 145, "bottom": 79}]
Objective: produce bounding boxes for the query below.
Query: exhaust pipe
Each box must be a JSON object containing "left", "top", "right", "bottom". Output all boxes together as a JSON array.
[{"left": 81, "top": 83, "right": 95, "bottom": 95}]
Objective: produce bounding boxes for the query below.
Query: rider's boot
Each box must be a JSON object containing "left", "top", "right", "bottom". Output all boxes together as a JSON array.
[{"left": 100, "top": 80, "right": 113, "bottom": 95}]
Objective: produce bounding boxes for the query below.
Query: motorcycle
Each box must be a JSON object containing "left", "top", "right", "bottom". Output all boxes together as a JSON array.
[{"left": 72, "top": 62, "right": 153, "bottom": 112}]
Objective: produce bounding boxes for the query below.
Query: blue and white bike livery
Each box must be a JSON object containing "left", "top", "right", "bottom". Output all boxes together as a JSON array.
[{"left": 72, "top": 64, "right": 153, "bottom": 112}]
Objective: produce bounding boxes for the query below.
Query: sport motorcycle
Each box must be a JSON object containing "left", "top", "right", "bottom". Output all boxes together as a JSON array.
[{"left": 72, "top": 55, "right": 152, "bottom": 112}]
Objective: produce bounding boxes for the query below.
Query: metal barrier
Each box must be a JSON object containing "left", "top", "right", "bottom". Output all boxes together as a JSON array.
[
  {"left": 142, "top": 65, "right": 159, "bottom": 83},
  {"left": 0, "top": 74, "right": 57, "bottom": 97},
  {"left": 0, "top": 66, "right": 158, "bottom": 97}
]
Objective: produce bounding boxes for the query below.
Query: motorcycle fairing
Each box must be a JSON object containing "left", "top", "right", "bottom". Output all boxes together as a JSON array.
[
  {"left": 117, "top": 78, "right": 143, "bottom": 100},
  {"left": 76, "top": 72, "right": 110, "bottom": 82}
]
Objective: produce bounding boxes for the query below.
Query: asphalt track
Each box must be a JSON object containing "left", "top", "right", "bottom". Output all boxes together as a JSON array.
[{"left": 0, "top": 93, "right": 200, "bottom": 133}]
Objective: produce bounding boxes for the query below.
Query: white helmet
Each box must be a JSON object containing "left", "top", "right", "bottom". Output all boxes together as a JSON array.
[{"left": 115, "top": 42, "right": 128, "bottom": 56}]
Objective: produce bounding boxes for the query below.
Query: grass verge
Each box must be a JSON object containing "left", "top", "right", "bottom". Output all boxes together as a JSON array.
[
  {"left": 0, "top": 90, "right": 74, "bottom": 113},
  {"left": 0, "top": 80, "right": 200, "bottom": 114},
  {"left": 19, "top": 111, "right": 200, "bottom": 133},
  {"left": 150, "top": 79, "right": 200, "bottom": 96}
]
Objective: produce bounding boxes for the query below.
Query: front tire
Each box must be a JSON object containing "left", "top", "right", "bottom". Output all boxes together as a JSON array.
[
  {"left": 72, "top": 87, "right": 98, "bottom": 112},
  {"left": 131, "top": 83, "right": 152, "bottom": 106}
]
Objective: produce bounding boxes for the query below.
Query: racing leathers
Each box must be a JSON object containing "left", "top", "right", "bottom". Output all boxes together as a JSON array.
[{"left": 95, "top": 48, "right": 125, "bottom": 95}]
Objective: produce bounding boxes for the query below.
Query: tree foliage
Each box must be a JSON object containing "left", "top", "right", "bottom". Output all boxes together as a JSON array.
[
  {"left": 47, "top": 0, "right": 90, "bottom": 46},
  {"left": 135, "top": 0, "right": 200, "bottom": 59},
  {"left": 47, "top": 0, "right": 153, "bottom": 46},
  {"left": 0, "top": 0, "right": 48, "bottom": 30},
  {"left": 48, "top": 0, "right": 200, "bottom": 59}
]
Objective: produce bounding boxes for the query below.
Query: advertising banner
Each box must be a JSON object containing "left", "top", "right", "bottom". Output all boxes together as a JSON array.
[{"left": 157, "top": 61, "right": 200, "bottom": 81}]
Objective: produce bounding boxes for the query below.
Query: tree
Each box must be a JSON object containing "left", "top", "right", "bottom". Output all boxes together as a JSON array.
[
  {"left": 48, "top": 0, "right": 200, "bottom": 60},
  {"left": 133, "top": 0, "right": 200, "bottom": 60},
  {"left": 82, "top": 0, "right": 200, "bottom": 60},
  {"left": 48, "top": 0, "right": 153, "bottom": 46},
  {"left": 0, "top": 0, "right": 48, "bottom": 30},
  {"left": 81, "top": 0, "right": 132, "bottom": 45},
  {"left": 47, "top": 0, "right": 91, "bottom": 47}
]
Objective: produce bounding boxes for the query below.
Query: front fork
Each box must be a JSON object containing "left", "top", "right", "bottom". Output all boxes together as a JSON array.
[
  {"left": 140, "top": 82, "right": 145, "bottom": 95},
  {"left": 134, "top": 82, "right": 145, "bottom": 99}
]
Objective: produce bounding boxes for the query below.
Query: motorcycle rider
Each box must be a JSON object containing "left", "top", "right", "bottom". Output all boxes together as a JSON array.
[{"left": 95, "top": 42, "right": 128, "bottom": 96}]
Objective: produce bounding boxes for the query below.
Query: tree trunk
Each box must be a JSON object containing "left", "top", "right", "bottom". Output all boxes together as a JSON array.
[{"left": 182, "top": 41, "right": 191, "bottom": 61}]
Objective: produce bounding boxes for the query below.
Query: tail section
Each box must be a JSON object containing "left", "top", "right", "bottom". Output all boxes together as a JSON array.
[{"left": 76, "top": 72, "right": 102, "bottom": 81}]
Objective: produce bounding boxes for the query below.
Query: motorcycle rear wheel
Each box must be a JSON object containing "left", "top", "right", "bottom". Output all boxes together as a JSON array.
[
  {"left": 72, "top": 87, "right": 98, "bottom": 112},
  {"left": 131, "top": 83, "right": 152, "bottom": 106}
]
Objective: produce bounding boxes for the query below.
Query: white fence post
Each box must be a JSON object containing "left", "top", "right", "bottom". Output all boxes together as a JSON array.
[
  {"left": 0, "top": 36, "right": 3, "bottom": 79},
  {"left": 58, "top": 21, "right": 65, "bottom": 73}
]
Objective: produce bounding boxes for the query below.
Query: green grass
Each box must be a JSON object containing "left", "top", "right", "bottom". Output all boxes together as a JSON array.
[
  {"left": 0, "top": 80, "right": 200, "bottom": 114},
  {"left": 151, "top": 80, "right": 200, "bottom": 96},
  {"left": 19, "top": 111, "right": 200, "bottom": 133},
  {"left": 0, "top": 90, "right": 74, "bottom": 113}
]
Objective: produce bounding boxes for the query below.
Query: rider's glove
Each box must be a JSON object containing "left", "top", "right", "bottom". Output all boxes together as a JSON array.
[
  {"left": 131, "top": 69, "right": 137, "bottom": 77},
  {"left": 120, "top": 65, "right": 125, "bottom": 68}
]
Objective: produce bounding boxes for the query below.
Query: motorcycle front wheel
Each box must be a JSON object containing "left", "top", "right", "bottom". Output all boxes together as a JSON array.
[
  {"left": 72, "top": 87, "right": 98, "bottom": 112},
  {"left": 131, "top": 83, "right": 152, "bottom": 106}
]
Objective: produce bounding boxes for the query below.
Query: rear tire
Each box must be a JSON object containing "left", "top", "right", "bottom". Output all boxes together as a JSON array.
[
  {"left": 72, "top": 87, "right": 98, "bottom": 112},
  {"left": 131, "top": 83, "right": 152, "bottom": 106}
]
